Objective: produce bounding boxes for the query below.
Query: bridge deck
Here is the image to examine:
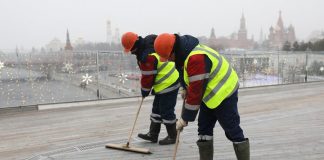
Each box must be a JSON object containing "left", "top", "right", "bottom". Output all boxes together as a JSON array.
[{"left": 1, "top": 82, "right": 324, "bottom": 160}]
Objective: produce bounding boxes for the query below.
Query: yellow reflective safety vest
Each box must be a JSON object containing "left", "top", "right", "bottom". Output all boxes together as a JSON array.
[
  {"left": 151, "top": 53, "right": 180, "bottom": 94},
  {"left": 184, "top": 44, "right": 239, "bottom": 109}
]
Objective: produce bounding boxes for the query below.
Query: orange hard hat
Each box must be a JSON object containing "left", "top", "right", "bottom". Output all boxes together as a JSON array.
[
  {"left": 121, "top": 32, "right": 138, "bottom": 53},
  {"left": 154, "top": 33, "right": 176, "bottom": 61}
]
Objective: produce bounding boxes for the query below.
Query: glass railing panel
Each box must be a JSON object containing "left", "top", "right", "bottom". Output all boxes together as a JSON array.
[{"left": 306, "top": 52, "right": 324, "bottom": 82}]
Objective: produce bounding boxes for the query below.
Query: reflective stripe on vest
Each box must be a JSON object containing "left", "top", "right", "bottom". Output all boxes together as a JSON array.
[
  {"left": 151, "top": 53, "right": 180, "bottom": 94},
  {"left": 141, "top": 70, "right": 157, "bottom": 75},
  {"left": 184, "top": 44, "right": 239, "bottom": 109}
]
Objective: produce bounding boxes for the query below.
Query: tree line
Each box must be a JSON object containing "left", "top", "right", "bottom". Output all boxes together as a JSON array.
[{"left": 282, "top": 39, "right": 324, "bottom": 51}]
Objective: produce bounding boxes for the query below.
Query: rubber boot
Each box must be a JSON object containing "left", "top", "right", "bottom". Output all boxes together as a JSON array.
[
  {"left": 138, "top": 121, "right": 161, "bottom": 143},
  {"left": 196, "top": 140, "right": 214, "bottom": 160},
  {"left": 233, "top": 138, "right": 250, "bottom": 160},
  {"left": 158, "top": 123, "right": 177, "bottom": 145}
]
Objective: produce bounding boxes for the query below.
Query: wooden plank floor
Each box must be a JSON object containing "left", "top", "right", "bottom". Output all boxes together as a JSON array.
[{"left": 1, "top": 82, "right": 324, "bottom": 160}]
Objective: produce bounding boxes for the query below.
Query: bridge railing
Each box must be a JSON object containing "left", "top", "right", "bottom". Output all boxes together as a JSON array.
[{"left": 0, "top": 50, "right": 324, "bottom": 108}]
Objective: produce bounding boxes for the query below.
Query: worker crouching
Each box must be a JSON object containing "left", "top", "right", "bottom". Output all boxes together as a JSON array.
[
  {"left": 154, "top": 33, "right": 250, "bottom": 159},
  {"left": 121, "top": 32, "right": 180, "bottom": 145}
]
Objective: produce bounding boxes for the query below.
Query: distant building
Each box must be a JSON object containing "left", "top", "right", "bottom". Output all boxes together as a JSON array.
[
  {"left": 205, "top": 13, "right": 255, "bottom": 50},
  {"left": 258, "top": 28, "right": 265, "bottom": 44},
  {"left": 208, "top": 27, "right": 217, "bottom": 45},
  {"left": 106, "top": 20, "right": 113, "bottom": 44},
  {"left": 268, "top": 11, "right": 296, "bottom": 49},
  {"left": 113, "top": 28, "right": 120, "bottom": 44},
  {"left": 46, "top": 38, "right": 63, "bottom": 52},
  {"left": 237, "top": 13, "right": 252, "bottom": 48},
  {"left": 74, "top": 37, "right": 85, "bottom": 46},
  {"left": 64, "top": 30, "right": 73, "bottom": 51}
]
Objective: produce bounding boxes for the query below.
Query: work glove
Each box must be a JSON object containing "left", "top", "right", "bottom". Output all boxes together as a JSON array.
[
  {"left": 176, "top": 118, "right": 188, "bottom": 132},
  {"left": 181, "top": 89, "right": 187, "bottom": 99},
  {"left": 141, "top": 89, "right": 150, "bottom": 98}
]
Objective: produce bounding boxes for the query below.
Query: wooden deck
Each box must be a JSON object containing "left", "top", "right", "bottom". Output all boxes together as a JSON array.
[{"left": 1, "top": 82, "right": 324, "bottom": 160}]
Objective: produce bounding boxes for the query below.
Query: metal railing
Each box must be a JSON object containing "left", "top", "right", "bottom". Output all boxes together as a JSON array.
[{"left": 0, "top": 50, "right": 324, "bottom": 108}]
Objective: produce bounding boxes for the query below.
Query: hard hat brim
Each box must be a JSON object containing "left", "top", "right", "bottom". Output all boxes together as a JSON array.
[
  {"left": 160, "top": 56, "right": 168, "bottom": 62},
  {"left": 124, "top": 48, "right": 131, "bottom": 53}
]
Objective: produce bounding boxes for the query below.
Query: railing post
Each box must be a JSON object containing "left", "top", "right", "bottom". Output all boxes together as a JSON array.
[
  {"left": 242, "top": 52, "right": 246, "bottom": 88},
  {"left": 277, "top": 48, "right": 280, "bottom": 84},
  {"left": 305, "top": 48, "right": 310, "bottom": 83},
  {"left": 96, "top": 51, "right": 100, "bottom": 99}
]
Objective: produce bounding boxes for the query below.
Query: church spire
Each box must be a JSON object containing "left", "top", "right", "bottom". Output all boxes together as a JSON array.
[
  {"left": 240, "top": 13, "right": 246, "bottom": 30},
  {"left": 210, "top": 27, "right": 216, "bottom": 40},
  {"left": 64, "top": 29, "right": 73, "bottom": 51},
  {"left": 238, "top": 12, "right": 247, "bottom": 41},
  {"left": 277, "top": 10, "right": 284, "bottom": 30}
]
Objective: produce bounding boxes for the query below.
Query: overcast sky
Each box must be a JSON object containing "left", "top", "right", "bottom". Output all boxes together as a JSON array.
[{"left": 0, "top": 0, "right": 323, "bottom": 50}]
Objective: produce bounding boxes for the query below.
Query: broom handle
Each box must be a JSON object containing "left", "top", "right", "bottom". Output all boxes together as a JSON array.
[
  {"left": 173, "top": 130, "right": 181, "bottom": 160},
  {"left": 126, "top": 97, "right": 144, "bottom": 147},
  {"left": 173, "top": 99, "right": 186, "bottom": 160}
]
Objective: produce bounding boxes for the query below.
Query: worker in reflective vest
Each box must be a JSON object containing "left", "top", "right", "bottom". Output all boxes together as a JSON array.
[
  {"left": 121, "top": 32, "right": 180, "bottom": 145},
  {"left": 154, "top": 33, "right": 250, "bottom": 160}
]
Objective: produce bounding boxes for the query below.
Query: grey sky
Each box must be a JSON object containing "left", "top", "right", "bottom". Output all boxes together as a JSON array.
[{"left": 0, "top": 0, "right": 323, "bottom": 50}]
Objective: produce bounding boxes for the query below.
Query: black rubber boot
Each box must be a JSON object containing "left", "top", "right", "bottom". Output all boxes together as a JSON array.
[
  {"left": 233, "top": 138, "right": 250, "bottom": 160},
  {"left": 138, "top": 121, "right": 161, "bottom": 143},
  {"left": 197, "top": 140, "right": 214, "bottom": 160},
  {"left": 158, "top": 123, "right": 177, "bottom": 145}
]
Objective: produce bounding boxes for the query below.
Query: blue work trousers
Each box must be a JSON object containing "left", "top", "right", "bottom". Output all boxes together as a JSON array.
[
  {"left": 151, "top": 89, "right": 179, "bottom": 124},
  {"left": 198, "top": 90, "right": 245, "bottom": 142}
]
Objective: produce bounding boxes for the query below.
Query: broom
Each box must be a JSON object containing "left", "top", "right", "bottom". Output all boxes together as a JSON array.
[
  {"left": 173, "top": 99, "right": 186, "bottom": 160},
  {"left": 106, "top": 97, "right": 151, "bottom": 154}
]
